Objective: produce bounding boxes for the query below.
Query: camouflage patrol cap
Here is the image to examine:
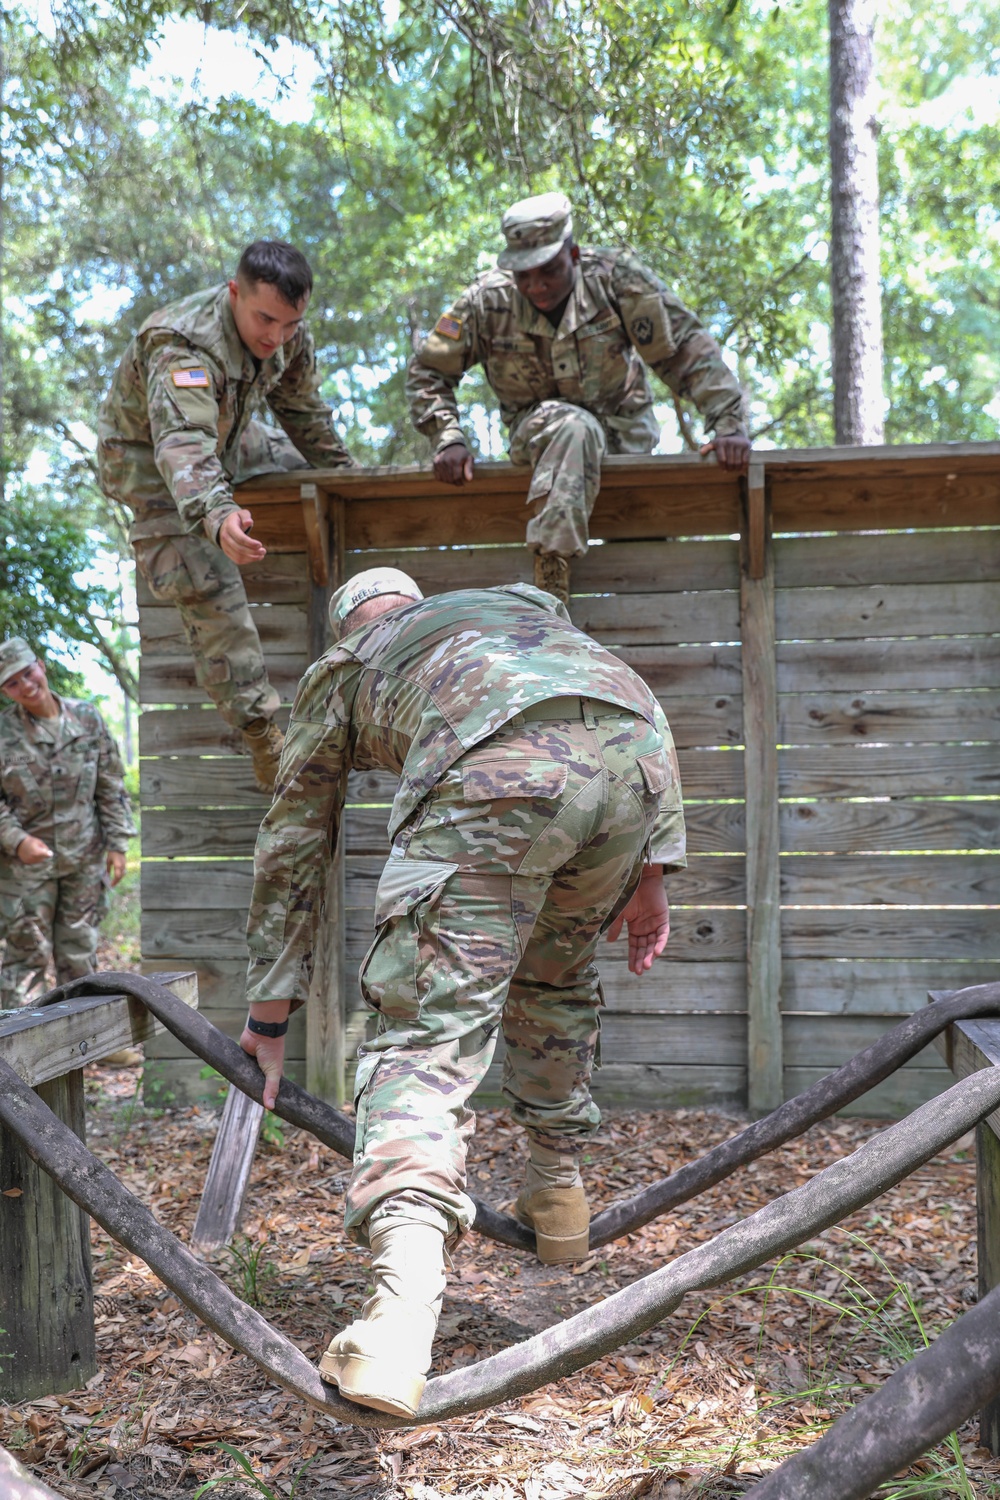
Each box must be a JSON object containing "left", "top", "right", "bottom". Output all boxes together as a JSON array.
[
  {"left": 498, "top": 191, "right": 573, "bottom": 272},
  {"left": 0, "top": 638, "right": 37, "bottom": 689},
  {"left": 328, "top": 568, "right": 424, "bottom": 640}
]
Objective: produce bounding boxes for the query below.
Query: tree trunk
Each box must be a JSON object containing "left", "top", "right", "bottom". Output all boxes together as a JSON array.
[{"left": 829, "top": 0, "right": 885, "bottom": 444}]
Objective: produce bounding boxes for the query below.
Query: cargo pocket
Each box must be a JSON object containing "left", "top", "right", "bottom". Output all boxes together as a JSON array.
[
  {"left": 461, "top": 759, "right": 568, "bottom": 804},
  {"left": 636, "top": 747, "right": 674, "bottom": 799},
  {"left": 360, "top": 858, "right": 459, "bottom": 1023}
]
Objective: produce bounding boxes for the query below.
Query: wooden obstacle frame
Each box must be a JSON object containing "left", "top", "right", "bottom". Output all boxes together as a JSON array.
[{"left": 138, "top": 442, "right": 1000, "bottom": 1113}]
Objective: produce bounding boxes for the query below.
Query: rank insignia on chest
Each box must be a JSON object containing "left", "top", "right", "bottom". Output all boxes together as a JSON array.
[
  {"left": 171, "top": 368, "right": 211, "bottom": 387},
  {"left": 631, "top": 316, "right": 654, "bottom": 346},
  {"left": 434, "top": 314, "right": 463, "bottom": 340}
]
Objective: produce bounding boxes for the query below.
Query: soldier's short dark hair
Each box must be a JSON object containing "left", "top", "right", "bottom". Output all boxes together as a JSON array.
[{"left": 236, "top": 241, "right": 314, "bottom": 306}]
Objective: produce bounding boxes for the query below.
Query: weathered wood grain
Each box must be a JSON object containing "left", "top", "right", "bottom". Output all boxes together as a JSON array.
[
  {"left": 782, "top": 853, "right": 1000, "bottom": 905},
  {"left": 0, "top": 1073, "right": 95, "bottom": 1402},
  {"left": 777, "top": 636, "right": 1000, "bottom": 693},
  {"left": 139, "top": 707, "right": 291, "bottom": 757},
  {"left": 780, "top": 798, "right": 1000, "bottom": 853},
  {"left": 135, "top": 552, "right": 309, "bottom": 608},
  {"left": 781, "top": 908, "right": 1000, "bottom": 960},
  {"left": 778, "top": 744, "right": 1000, "bottom": 798},
  {"left": 778, "top": 689, "right": 1000, "bottom": 746},
  {"left": 776, "top": 580, "right": 1000, "bottom": 642},
  {"left": 140, "top": 655, "right": 308, "bottom": 706},
  {"left": 570, "top": 589, "right": 740, "bottom": 646},
  {"left": 775, "top": 527, "right": 1000, "bottom": 589},
  {"left": 190, "top": 1085, "right": 264, "bottom": 1253},
  {"left": 741, "top": 481, "right": 783, "bottom": 1113},
  {"left": 977, "top": 1120, "right": 1000, "bottom": 1453},
  {"left": 782, "top": 958, "right": 1000, "bottom": 1014},
  {"left": 782, "top": 1015, "right": 947, "bottom": 1069},
  {"left": 781, "top": 1066, "right": 945, "bottom": 1116}
]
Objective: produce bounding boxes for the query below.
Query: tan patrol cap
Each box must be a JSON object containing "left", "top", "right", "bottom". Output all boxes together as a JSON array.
[
  {"left": 498, "top": 191, "right": 573, "bottom": 272},
  {"left": 328, "top": 567, "right": 424, "bottom": 641},
  {"left": 0, "top": 638, "right": 37, "bottom": 689}
]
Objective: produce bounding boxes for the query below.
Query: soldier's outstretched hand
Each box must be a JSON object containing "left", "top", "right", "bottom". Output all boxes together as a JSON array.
[
  {"left": 219, "top": 508, "right": 268, "bottom": 565},
  {"left": 606, "top": 866, "right": 670, "bottom": 975},
  {"left": 433, "top": 443, "right": 475, "bottom": 486},
  {"left": 699, "top": 434, "right": 751, "bottom": 472}
]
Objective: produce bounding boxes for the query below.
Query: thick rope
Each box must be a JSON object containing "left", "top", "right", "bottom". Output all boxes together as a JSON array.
[
  {"left": 39, "top": 973, "right": 1000, "bottom": 1251},
  {"left": 2, "top": 1053, "right": 998, "bottom": 1430}
]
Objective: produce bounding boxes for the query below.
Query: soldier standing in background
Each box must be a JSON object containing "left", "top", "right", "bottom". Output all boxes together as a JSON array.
[
  {"left": 98, "top": 240, "right": 355, "bottom": 792},
  {"left": 239, "top": 568, "right": 686, "bottom": 1418},
  {"left": 0, "top": 639, "right": 135, "bottom": 1007},
  {"left": 406, "top": 191, "right": 751, "bottom": 603}
]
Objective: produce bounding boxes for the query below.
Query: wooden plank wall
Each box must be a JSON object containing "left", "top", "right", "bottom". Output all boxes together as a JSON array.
[{"left": 138, "top": 446, "right": 1000, "bottom": 1112}]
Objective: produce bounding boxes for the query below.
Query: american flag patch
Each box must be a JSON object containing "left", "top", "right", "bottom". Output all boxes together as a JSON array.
[
  {"left": 434, "top": 314, "right": 462, "bottom": 340},
  {"left": 171, "top": 368, "right": 210, "bottom": 388}
]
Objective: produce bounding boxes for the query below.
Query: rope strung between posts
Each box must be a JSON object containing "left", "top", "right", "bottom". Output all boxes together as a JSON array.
[
  {"left": 38, "top": 973, "right": 1000, "bottom": 1250},
  {"left": 2, "top": 1052, "right": 999, "bottom": 1433}
]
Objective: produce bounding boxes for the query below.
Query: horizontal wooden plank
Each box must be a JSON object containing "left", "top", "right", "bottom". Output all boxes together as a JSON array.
[
  {"left": 776, "top": 580, "right": 1000, "bottom": 642},
  {"left": 613, "top": 644, "right": 743, "bottom": 696},
  {"left": 774, "top": 528, "right": 1000, "bottom": 589},
  {"left": 782, "top": 908, "right": 1000, "bottom": 960},
  {"left": 770, "top": 466, "right": 1000, "bottom": 534},
  {"left": 145, "top": 902, "right": 746, "bottom": 964},
  {"left": 782, "top": 853, "right": 1000, "bottom": 905},
  {"left": 777, "top": 636, "right": 1000, "bottom": 692},
  {"left": 781, "top": 958, "right": 1000, "bottom": 1014},
  {"left": 571, "top": 590, "right": 740, "bottom": 646},
  {"left": 596, "top": 1012, "right": 746, "bottom": 1065},
  {"left": 141, "top": 853, "right": 746, "bottom": 912},
  {"left": 139, "top": 748, "right": 743, "bottom": 807},
  {"left": 778, "top": 689, "right": 1000, "bottom": 746},
  {"left": 139, "top": 604, "right": 308, "bottom": 656},
  {"left": 778, "top": 744, "right": 1000, "bottom": 798},
  {"left": 782, "top": 1015, "right": 946, "bottom": 1069},
  {"left": 135, "top": 553, "right": 309, "bottom": 608},
  {"left": 781, "top": 1067, "right": 946, "bottom": 1117},
  {"left": 144, "top": 1005, "right": 307, "bottom": 1061},
  {"left": 347, "top": 538, "right": 741, "bottom": 596},
  {"left": 141, "top": 804, "right": 397, "bottom": 858},
  {"left": 780, "top": 798, "right": 1000, "bottom": 853},
  {"left": 140, "top": 656, "right": 308, "bottom": 707},
  {"left": 139, "top": 707, "right": 291, "bottom": 758},
  {"left": 0, "top": 973, "right": 198, "bottom": 1086}
]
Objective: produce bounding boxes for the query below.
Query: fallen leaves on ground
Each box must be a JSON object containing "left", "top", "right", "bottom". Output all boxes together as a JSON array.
[{"left": 3, "top": 1062, "right": 998, "bottom": 1500}]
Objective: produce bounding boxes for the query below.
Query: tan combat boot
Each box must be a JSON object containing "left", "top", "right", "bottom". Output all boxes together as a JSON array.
[
  {"left": 515, "top": 1142, "right": 590, "bottom": 1264},
  {"left": 533, "top": 551, "right": 571, "bottom": 607},
  {"left": 240, "top": 718, "right": 284, "bottom": 795},
  {"left": 318, "top": 1220, "right": 446, "bottom": 1418}
]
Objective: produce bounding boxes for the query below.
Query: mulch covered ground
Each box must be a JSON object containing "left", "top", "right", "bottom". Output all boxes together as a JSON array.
[{"left": 3, "top": 1059, "right": 999, "bottom": 1500}]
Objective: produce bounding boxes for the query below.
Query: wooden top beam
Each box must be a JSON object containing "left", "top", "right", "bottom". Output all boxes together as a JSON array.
[
  {"left": 0, "top": 972, "right": 198, "bottom": 1088},
  {"left": 933, "top": 997, "right": 1000, "bottom": 1141},
  {"left": 234, "top": 442, "right": 1000, "bottom": 552}
]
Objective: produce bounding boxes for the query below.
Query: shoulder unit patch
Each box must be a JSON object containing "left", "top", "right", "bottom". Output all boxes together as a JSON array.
[
  {"left": 434, "top": 314, "right": 463, "bottom": 341},
  {"left": 171, "top": 368, "right": 211, "bottom": 388}
]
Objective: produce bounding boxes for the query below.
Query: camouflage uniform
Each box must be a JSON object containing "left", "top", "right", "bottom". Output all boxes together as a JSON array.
[
  {"left": 406, "top": 245, "right": 747, "bottom": 558},
  {"left": 98, "top": 284, "right": 354, "bottom": 729},
  {"left": 245, "top": 584, "right": 686, "bottom": 1240},
  {"left": 0, "top": 698, "right": 135, "bottom": 1006}
]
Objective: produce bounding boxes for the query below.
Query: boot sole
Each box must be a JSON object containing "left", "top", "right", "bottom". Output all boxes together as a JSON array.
[{"left": 318, "top": 1349, "right": 425, "bottom": 1419}]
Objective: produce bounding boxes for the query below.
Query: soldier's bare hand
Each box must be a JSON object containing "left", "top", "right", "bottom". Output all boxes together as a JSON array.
[
  {"left": 16, "top": 835, "right": 53, "bottom": 865},
  {"left": 106, "top": 850, "right": 127, "bottom": 886},
  {"left": 700, "top": 434, "right": 751, "bottom": 472},
  {"left": 219, "top": 508, "right": 268, "bottom": 565},
  {"left": 606, "top": 867, "right": 670, "bottom": 974},
  {"left": 240, "top": 1027, "right": 286, "bottom": 1111},
  {"left": 434, "top": 444, "right": 474, "bottom": 486}
]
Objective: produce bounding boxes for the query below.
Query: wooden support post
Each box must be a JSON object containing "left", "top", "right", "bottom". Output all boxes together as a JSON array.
[
  {"left": 0, "top": 1071, "right": 96, "bottom": 1402},
  {"left": 741, "top": 458, "right": 783, "bottom": 1114},
  {"left": 191, "top": 1085, "right": 264, "bottom": 1253},
  {"left": 978, "top": 1121, "right": 1000, "bottom": 1453},
  {"left": 306, "top": 490, "right": 349, "bottom": 1105}
]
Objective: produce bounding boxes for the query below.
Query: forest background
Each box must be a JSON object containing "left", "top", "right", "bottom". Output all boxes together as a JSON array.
[{"left": 2, "top": 0, "right": 1000, "bottom": 731}]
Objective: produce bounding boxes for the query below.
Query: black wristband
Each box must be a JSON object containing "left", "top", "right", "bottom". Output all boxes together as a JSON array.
[{"left": 246, "top": 1016, "right": 289, "bottom": 1038}]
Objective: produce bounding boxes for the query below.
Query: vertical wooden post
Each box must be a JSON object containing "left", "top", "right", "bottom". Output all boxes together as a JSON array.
[
  {"left": 305, "top": 491, "right": 348, "bottom": 1105},
  {"left": 977, "top": 1122, "right": 1000, "bottom": 1452},
  {"left": 0, "top": 1072, "right": 96, "bottom": 1402},
  {"left": 741, "top": 458, "right": 783, "bottom": 1114}
]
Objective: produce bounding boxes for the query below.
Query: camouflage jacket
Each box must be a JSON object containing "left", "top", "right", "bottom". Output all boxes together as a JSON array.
[
  {"left": 97, "top": 284, "right": 353, "bottom": 544},
  {"left": 0, "top": 698, "right": 136, "bottom": 876},
  {"left": 246, "top": 583, "right": 686, "bottom": 1006},
  {"left": 405, "top": 248, "right": 747, "bottom": 455}
]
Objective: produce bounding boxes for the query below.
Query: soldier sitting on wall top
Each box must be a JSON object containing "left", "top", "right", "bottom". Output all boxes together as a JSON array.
[
  {"left": 98, "top": 240, "right": 355, "bottom": 793},
  {"left": 0, "top": 638, "right": 136, "bottom": 1010},
  {"left": 406, "top": 191, "right": 751, "bottom": 605}
]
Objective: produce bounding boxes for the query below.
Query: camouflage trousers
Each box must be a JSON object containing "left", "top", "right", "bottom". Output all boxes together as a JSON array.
[
  {"left": 0, "top": 862, "right": 107, "bottom": 1007},
  {"left": 345, "top": 697, "right": 668, "bottom": 1242},
  {"left": 509, "top": 400, "right": 659, "bottom": 558},
  {"left": 133, "top": 420, "right": 308, "bottom": 731}
]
